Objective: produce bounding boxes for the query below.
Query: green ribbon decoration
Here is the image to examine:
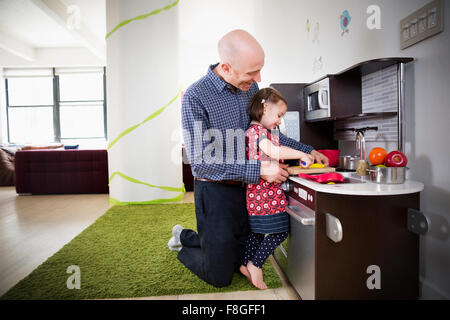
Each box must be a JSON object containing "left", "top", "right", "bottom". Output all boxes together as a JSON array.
[
  {"left": 107, "top": 88, "right": 181, "bottom": 150},
  {"left": 109, "top": 171, "right": 186, "bottom": 205},
  {"left": 109, "top": 192, "right": 185, "bottom": 206},
  {"left": 109, "top": 171, "right": 184, "bottom": 192},
  {"left": 105, "top": 0, "right": 180, "bottom": 40}
]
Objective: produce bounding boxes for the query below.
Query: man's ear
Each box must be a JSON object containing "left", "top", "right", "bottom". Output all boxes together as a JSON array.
[{"left": 221, "top": 63, "right": 232, "bottom": 75}]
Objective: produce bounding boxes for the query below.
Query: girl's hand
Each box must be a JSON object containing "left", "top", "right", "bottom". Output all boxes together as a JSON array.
[
  {"left": 310, "top": 150, "right": 330, "bottom": 167},
  {"left": 300, "top": 154, "right": 314, "bottom": 168}
]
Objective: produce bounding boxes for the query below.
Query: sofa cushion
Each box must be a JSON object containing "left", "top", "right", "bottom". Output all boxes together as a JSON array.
[
  {"left": 15, "top": 149, "right": 109, "bottom": 194},
  {"left": 0, "top": 149, "right": 15, "bottom": 186}
]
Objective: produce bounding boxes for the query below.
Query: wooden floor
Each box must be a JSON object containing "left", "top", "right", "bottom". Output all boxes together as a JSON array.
[{"left": 0, "top": 187, "right": 299, "bottom": 300}]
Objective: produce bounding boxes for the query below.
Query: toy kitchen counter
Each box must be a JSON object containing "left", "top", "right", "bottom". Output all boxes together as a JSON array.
[
  {"left": 287, "top": 171, "right": 424, "bottom": 196},
  {"left": 275, "top": 172, "right": 425, "bottom": 300}
]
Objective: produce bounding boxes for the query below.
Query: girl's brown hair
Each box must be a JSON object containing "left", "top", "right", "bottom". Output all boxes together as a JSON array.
[{"left": 247, "top": 87, "right": 287, "bottom": 121}]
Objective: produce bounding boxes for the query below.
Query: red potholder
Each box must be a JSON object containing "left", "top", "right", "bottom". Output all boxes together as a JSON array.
[{"left": 298, "top": 172, "right": 345, "bottom": 183}]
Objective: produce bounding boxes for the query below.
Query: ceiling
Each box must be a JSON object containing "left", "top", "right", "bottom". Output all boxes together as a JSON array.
[{"left": 0, "top": 0, "right": 106, "bottom": 64}]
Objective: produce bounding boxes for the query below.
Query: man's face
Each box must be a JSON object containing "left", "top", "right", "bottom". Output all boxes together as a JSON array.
[{"left": 227, "top": 56, "right": 264, "bottom": 92}]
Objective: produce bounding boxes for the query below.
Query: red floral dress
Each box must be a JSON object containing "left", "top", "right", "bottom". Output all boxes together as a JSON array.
[{"left": 245, "top": 124, "right": 289, "bottom": 234}]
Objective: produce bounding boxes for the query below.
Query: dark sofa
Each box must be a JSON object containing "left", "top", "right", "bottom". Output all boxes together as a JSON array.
[{"left": 14, "top": 149, "right": 109, "bottom": 194}]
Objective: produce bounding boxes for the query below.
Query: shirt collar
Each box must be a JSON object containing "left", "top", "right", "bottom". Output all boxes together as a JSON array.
[{"left": 207, "top": 63, "right": 236, "bottom": 93}]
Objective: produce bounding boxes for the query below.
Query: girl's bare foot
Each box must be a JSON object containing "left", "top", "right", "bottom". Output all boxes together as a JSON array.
[
  {"left": 239, "top": 265, "right": 252, "bottom": 283},
  {"left": 247, "top": 261, "right": 267, "bottom": 290}
]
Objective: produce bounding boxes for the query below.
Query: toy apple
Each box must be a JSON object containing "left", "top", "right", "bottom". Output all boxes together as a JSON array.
[{"left": 385, "top": 151, "right": 408, "bottom": 167}]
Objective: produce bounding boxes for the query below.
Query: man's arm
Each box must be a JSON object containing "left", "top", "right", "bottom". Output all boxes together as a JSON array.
[
  {"left": 278, "top": 131, "right": 314, "bottom": 154},
  {"left": 182, "top": 92, "right": 261, "bottom": 184}
]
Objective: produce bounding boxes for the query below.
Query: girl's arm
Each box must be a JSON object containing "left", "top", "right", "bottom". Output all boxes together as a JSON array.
[{"left": 259, "top": 138, "right": 313, "bottom": 166}]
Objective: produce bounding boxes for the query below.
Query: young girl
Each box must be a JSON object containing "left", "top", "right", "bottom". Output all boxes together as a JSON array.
[{"left": 240, "top": 87, "right": 313, "bottom": 290}]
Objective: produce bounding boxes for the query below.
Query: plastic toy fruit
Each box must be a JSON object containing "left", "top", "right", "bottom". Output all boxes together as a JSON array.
[
  {"left": 369, "top": 147, "right": 387, "bottom": 165},
  {"left": 385, "top": 151, "right": 408, "bottom": 167},
  {"left": 309, "top": 163, "right": 325, "bottom": 168},
  {"left": 376, "top": 164, "right": 387, "bottom": 168}
]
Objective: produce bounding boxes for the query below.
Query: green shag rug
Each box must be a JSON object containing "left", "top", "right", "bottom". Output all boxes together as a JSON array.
[{"left": 1, "top": 203, "right": 282, "bottom": 300}]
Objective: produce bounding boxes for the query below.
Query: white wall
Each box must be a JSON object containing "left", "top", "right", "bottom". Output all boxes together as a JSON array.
[
  {"left": 178, "top": 0, "right": 256, "bottom": 88},
  {"left": 179, "top": 0, "right": 450, "bottom": 299}
]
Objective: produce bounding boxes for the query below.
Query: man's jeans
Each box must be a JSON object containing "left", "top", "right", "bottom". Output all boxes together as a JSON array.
[{"left": 177, "top": 180, "right": 249, "bottom": 287}]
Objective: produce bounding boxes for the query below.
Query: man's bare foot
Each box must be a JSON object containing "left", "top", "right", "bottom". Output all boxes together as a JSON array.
[
  {"left": 239, "top": 265, "right": 252, "bottom": 283},
  {"left": 247, "top": 261, "right": 267, "bottom": 290}
]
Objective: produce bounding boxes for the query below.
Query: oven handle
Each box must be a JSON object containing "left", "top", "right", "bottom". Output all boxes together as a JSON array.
[{"left": 286, "top": 205, "right": 315, "bottom": 226}]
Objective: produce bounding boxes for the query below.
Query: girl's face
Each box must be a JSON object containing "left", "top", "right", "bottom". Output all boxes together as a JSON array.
[{"left": 260, "top": 100, "right": 287, "bottom": 130}]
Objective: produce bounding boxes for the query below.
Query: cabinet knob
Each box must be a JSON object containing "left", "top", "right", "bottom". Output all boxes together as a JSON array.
[
  {"left": 326, "top": 213, "right": 343, "bottom": 243},
  {"left": 407, "top": 208, "right": 429, "bottom": 235}
]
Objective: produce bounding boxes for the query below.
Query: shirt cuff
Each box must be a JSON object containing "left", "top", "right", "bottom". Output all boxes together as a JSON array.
[
  {"left": 304, "top": 145, "right": 314, "bottom": 154},
  {"left": 244, "top": 160, "right": 261, "bottom": 184}
]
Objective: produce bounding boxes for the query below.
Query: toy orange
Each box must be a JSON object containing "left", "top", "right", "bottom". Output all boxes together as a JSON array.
[{"left": 369, "top": 147, "right": 387, "bottom": 165}]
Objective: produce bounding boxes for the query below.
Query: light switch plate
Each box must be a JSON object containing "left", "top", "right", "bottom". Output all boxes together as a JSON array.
[{"left": 400, "top": 0, "right": 444, "bottom": 50}]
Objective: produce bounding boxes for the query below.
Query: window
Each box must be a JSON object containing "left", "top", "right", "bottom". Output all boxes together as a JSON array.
[
  {"left": 58, "top": 71, "right": 106, "bottom": 141},
  {"left": 4, "top": 67, "right": 107, "bottom": 145},
  {"left": 6, "top": 77, "right": 54, "bottom": 144}
]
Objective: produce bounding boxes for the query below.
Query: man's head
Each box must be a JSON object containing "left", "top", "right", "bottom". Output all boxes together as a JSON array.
[{"left": 216, "top": 29, "right": 265, "bottom": 92}]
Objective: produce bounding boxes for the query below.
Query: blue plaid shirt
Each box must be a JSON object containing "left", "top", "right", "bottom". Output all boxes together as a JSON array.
[{"left": 182, "top": 63, "right": 314, "bottom": 184}]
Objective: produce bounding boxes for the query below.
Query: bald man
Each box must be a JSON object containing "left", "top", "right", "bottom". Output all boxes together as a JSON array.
[{"left": 172, "top": 29, "right": 326, "bottom": 288}]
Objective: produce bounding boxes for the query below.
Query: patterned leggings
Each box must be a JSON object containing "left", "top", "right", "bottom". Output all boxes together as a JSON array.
[{"left": 242, "top": 232, "right": 288, "bottom": 269}]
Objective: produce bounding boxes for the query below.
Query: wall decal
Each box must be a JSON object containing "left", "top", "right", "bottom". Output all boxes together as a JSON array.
[
  {"left": 340, "top": 10, "right": 352, "bottom": 36},
  {"left": 313, "top": 56, "right": 323, "bottom": 73},
  {"left": 312, "top": 22, "right": 320, "bottom": 44},
  {"left": 306, "top": 19, "right": 311, "bottom": 38}
]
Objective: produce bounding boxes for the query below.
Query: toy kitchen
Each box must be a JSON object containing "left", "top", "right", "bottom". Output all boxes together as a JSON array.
[{"left": 273, "top": 58, "right": 425, "bottom": 300}]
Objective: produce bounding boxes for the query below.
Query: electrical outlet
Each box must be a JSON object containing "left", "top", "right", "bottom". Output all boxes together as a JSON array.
[{"left": 400, "top": 0, "right": 444, "bottom": 50}]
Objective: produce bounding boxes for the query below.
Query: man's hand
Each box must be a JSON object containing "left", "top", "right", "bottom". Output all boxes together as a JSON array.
[
  {"left": 260, "top": 161, "right": 289, "bottom": 184},
  {"left": 310, "top": 150, "right": 330, "bottom": 167}
]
